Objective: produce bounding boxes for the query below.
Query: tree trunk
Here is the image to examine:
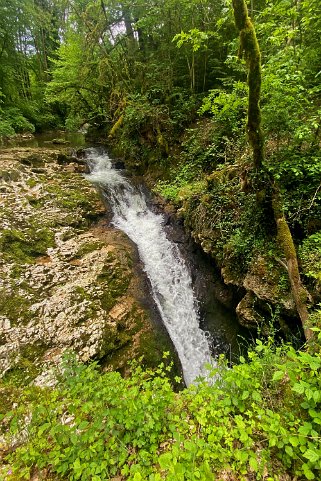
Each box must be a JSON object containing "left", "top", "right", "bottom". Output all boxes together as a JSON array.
[
  {"left": 272, "top": 192, "right": 313, "bottom": 340},
  {"left": 232, "top": 0, "right": 312, "bottom": 341},
  {"left": 232, "top": 0, "right": 264, "bottom": 170}
]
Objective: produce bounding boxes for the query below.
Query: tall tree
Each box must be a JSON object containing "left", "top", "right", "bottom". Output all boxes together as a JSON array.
[
  {"left": 231, "top": 0, "right": 313, "bottom": 341},
  {"left": 232, "top": 0, "right": 263, "bottom": 170}
]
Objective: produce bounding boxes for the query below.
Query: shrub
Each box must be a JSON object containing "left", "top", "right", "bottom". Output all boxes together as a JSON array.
[
  {"left": 5, "top": 107, "right": 35, "bottom": 133},
  {"left": 3, "top": 342, "right": 321, "bottom": 480},
  {"left": 0, "top": 120, "right": 15, "bottom": 138}
]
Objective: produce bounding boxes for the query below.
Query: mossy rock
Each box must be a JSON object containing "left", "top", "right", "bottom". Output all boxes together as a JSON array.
[
  {"left": 0, "top": 289, "right": 33, "bottom": 326},
  {"left": 97, "top": 256, "right": 132, "bottom": 312},
  {"left": 0, "top": 227, "right": 55, "bottom": 264},
  {"left": 73, "top": 240, "right": 105, "bottom": 259},
  {"left": 2, "top": 358, "right": 42, "bottom": 386},
  {"left": 20, "top": 153, "right": 45, "bottom": 167},
  {"left": 0, "top": 169, "right": 20, "bottom": 181}
]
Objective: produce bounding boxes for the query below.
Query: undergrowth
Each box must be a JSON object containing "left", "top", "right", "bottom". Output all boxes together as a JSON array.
[{"left": 2, "top": 336, "right": 321, "bottom": 481}]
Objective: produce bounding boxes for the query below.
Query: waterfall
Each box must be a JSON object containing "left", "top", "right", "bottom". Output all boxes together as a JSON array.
[{"left": 84, "top": 149, "right": 214, "bottom": 386}]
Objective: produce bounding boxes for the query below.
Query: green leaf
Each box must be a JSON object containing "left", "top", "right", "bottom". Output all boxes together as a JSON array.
[
  {"left": 38, "top": 422, "right": 50, "bottom": 435},
  {"left": 289, "top": 436, "right": 299, "bottom": 447},
  {"left": 159, "top": 453, "right": 172, "bottom": 470},
  {"left": 73, "top": 458, "right": 81, "bottom": 471},
  {"left": 241, "top": 390, "right": 250, "bottom": 400},
  {"left": 285, "top": 445, "right": 293, "bottom": 457},
  {"left": 272, "top": 370, "right": 284, "bottom": 381},
  {"left": 293, "top": 383, "right": 305, "bottom": 395},
  {"left": 303, "top": 449, "right": 320, "bottom": 463},
  {"left": 299, "top": 423, "right": 312, "bottom": 436},
  {"left": 78, "top": 420, "right": 89, "bottom": 430},
  {"left": 302, "top": 463, "right": 315, "bottom": 480},
  {"left": 249, "top": 457, "right": 258, "bottom": 471}
]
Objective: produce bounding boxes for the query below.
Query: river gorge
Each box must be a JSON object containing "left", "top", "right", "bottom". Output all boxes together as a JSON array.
[{"left": 0, "top": 137, "right": 248, "bottom": 386}]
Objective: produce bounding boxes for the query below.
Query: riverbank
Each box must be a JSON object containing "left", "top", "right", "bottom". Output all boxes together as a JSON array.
[
  {"left": 0, "top": 146, "right": 174, "bottom": 385},
  {"left": 106, "top": 119, "right": 321, "bottom": 341}
]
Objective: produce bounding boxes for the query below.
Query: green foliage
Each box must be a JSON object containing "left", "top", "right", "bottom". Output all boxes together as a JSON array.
[
  {"left": 199, "top": 81, "right": 248, "bottom": 135},
  {"left": 173, "top": 28, "right": 216, "bottom": 52},
  {"left": 0, "top": 120, "right": 15, "bottom": 138},
  {"left": 265, "top": 148, "right": 321, "bottom": 234},
  {"left": 261, "top": 56, "right": 311, "bottom": 143},
  {"left": 155, "top": 121, "right": 236, "bottom": 202},
  {"left": 0, "top": 0, "right": 62, "bottom": 134},
  {"left": 3, "top": 343, "right": 321, "bottom": 480},
  {"left": 300, "top": 232, "right": 321, "bottom": 286},
  {"left": 4, "top": 108, "right": 35, "bottom": 133}
]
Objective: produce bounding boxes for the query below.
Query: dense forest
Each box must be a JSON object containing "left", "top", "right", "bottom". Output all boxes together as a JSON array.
[{"left": 1, "top": 0, "right": 321, "bottom": 480}]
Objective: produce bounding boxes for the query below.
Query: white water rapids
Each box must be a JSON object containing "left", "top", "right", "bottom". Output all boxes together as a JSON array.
[{"left": 85, "top": 150, "right": 214, "bottom": 386}]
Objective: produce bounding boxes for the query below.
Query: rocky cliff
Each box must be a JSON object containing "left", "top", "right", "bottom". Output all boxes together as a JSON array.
[{"left": 0, "top": 147, "right": 172, "bottom": 385}]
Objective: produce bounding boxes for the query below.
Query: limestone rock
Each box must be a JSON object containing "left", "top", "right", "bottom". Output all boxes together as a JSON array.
[
  {"left": 0, "top": 147, "right": 165, "bottom": 385},
  {"left": 243, "top": 255, "right": 296, "bottom": 314},
  {"left": 236, "top": 292, "right": 262, "bottom": 329}
]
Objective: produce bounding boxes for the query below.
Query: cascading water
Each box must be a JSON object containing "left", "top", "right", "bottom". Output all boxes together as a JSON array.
[{"left": 85, "top": 149, "right": 214, "bottom": 386}]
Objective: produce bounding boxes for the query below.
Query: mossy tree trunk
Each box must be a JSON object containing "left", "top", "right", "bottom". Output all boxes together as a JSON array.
[
  {"left": 232, "top": 0, "right": 313, "bottom": 341},
  {"left": 232, "top": 0, "right": 264, "bottom": 170},
  {"left": 272, "top": 192, "right": 313, "bottom": 341}
]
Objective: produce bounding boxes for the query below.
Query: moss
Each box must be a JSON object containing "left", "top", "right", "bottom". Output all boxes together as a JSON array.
[
  {"left": 19, "top": 341, "right": 47, "bottom": 362},
  {"left": 26, "top": 195, "right": 45, "bottom": 209},
  {"left": 26, "top": 177, "right": 38, "bottom": 188},
  {"left": 71, "top": 285, "right": 90, "bottom": 301},
  {"left": 99, "top": 272, "right": 130, "bottom": 311},
  {"left": 73, "top": 240, "right": 105, "bottom": 259},
  {"left": 2, "top": 343, "right": 47, "bottom": 387},
  {"left": 276, "top": 219, "right": 297, "bottom": 261},
  {"left": 0, "top": 289, "right": 33, "bottom": 326},
  {"left": 109, "top": 114, "right": 124, "bottom": 138},
  {"left": 100, "top": 329, "right": 131, "bottom": 357},
  {"left": 0, "top": 227, "right": 55, "bottom": 264},
  {"left": 97, "top": 252, "right": 132, "bottom": 311},
  {"left": 2, "top": 358, "right": 41, "bottom": 386},
  {"left": 232, "top": 0, "right": 264, "bottom": 171},
  {"left": 0, "top": 384, "right": 22, "bottom": 416}
]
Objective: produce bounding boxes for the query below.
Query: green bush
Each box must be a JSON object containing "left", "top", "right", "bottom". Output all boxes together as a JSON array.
[
  {"left": 300, "top": 231, "right": 321, "bottom": 286},
  {"left": 199, "top": 81, "right": 248, "bottom": 136},
  {"left": 4, "top": 107, "right": 35, "bottom": 133},
  {"left": 3, "top": 342, "right": 321, "bottom": 481},
  {"left": 0, "top": 120, "right": 15, "bottom": 138}
]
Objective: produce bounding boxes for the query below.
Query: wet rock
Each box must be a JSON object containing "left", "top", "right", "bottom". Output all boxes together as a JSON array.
[
  {"left": 20, "top": 153, "right": 45, "bottom": 167},
  {"left": 112, "top": 160, "right": 125, "bottom": 170},
  {"left": 57, "top": 152, "right": 89, "bottom": 173},
  {"left": 52, "top": 138, "right": 70, "bottom": 145},
  {"left": 75, "top": 148, "right": 86, "bottom": 159},
  {"left": 57, "top": 152, "right": 73, "bottom": 164},
  {"left": 236, "top": 292, "right": 262, "bottom": 329}
]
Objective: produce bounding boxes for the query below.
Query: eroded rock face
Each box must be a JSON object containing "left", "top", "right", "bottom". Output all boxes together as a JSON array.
[
  {"left": 180, "top": 192, "right": 300, "bottom": 333},
  {"left": 0, "top": 147, "right": 167, "bottom": 384}
]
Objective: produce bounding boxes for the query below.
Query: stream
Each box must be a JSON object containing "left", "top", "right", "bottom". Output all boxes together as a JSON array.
[{"left": 85, "top": 149, "right": 214, "bottom": 385}]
